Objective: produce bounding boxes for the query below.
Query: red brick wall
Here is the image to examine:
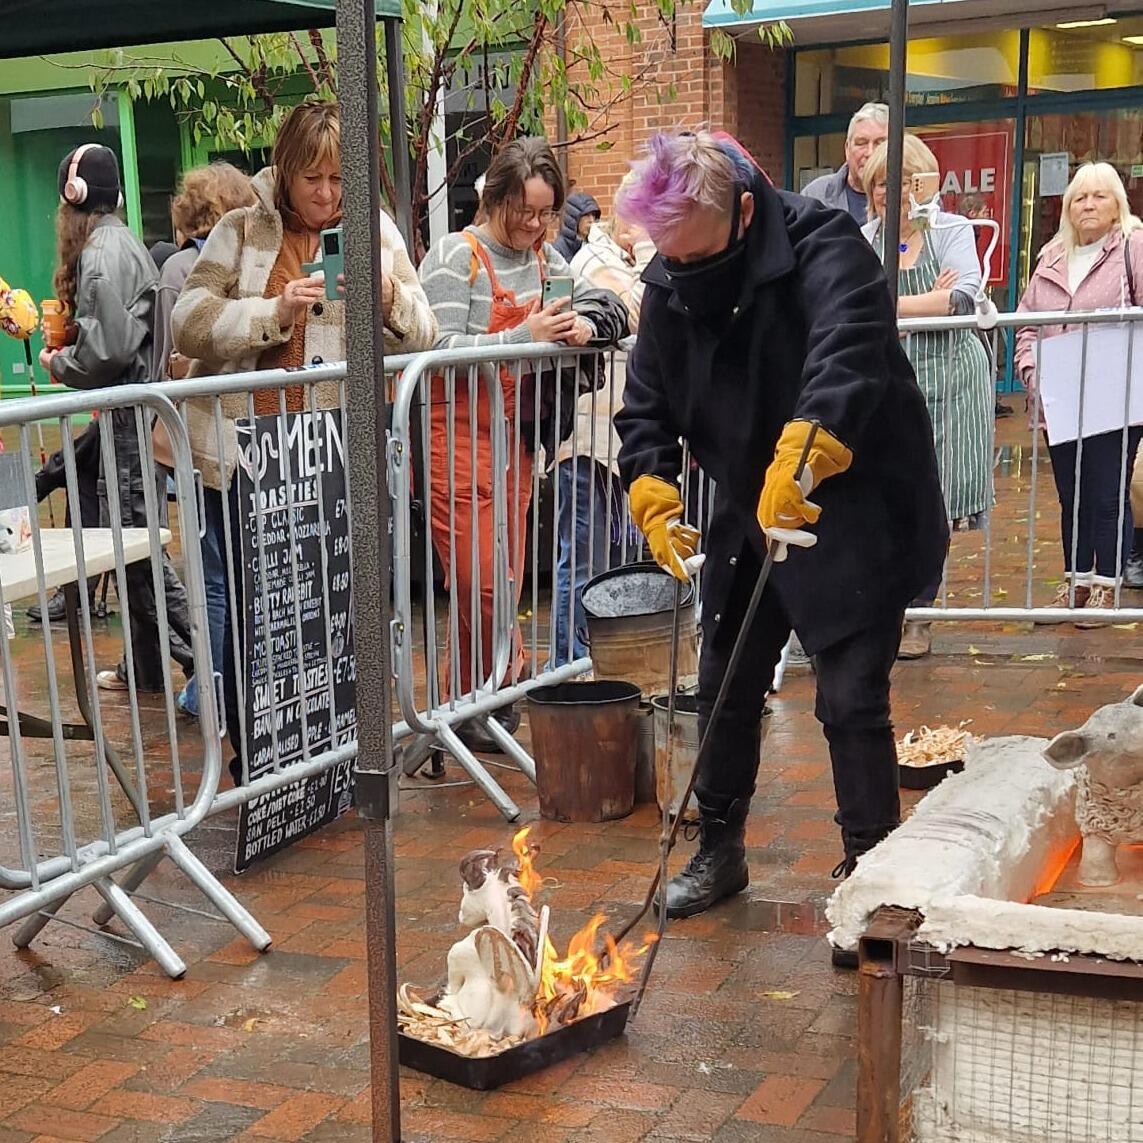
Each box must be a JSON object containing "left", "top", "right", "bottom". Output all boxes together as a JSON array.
[
  {"left": 735, "top": 40, "right": 788, "bottom": 188},
  {"left": 558, "top": 2, "right": 742, "bottom": 215}
]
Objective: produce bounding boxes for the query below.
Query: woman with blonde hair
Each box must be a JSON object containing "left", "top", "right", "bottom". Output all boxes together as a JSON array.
[
  {"left": 1016, "top": 161, "right": 1143, "bottom": 614},
  {"left": 862, "top": 134, "right": 993, "bottom": 658},
  {"left": 173, "top": 100, "right": 435, "bottom": 779}
]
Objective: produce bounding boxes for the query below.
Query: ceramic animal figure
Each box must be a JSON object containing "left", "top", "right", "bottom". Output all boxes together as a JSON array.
[
  {"left": 438, "top": 849, "right": 550, "bottom": 1039},
  {"left": 1043, "top": 685, "right": 1143, "bottom": 887}
]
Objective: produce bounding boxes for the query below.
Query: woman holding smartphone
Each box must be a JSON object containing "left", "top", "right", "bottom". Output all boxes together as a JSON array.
[{"left": 419, "top": 136, "right": 627, "bottom": 752}]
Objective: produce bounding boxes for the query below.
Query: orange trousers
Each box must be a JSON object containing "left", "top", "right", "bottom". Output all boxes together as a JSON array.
[{"left": 428, "top": 379, "right": 533, "bottom": 697}]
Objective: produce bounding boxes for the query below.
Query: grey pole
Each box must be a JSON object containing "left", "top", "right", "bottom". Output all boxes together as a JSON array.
[
  {"left": 335, "top": 1, "right": 401, "bottom": 1139},
  {"left": 882, "top": 0, "right": 909, "bottom": 303},
  {"left": 383, "top": 14, "right": 414, "bottom": 249}
]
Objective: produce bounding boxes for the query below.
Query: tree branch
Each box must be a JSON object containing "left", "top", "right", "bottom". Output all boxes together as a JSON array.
[
  {"left": 498, "top": 10, "right": 549, "bottom": 148},
  {"left": 289, "top": 32, "right": 323, "bottom": 94},
  {"left": 307, "top": 28, "right": 336, "bottom": 92}
]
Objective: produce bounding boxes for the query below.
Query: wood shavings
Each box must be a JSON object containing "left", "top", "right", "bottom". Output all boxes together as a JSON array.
[
  {"left": 898, "top": 722, "right": 973, "bottom": 767},
  {"left": 397, "top": 983, "right": 524, "bottom": 1058}
]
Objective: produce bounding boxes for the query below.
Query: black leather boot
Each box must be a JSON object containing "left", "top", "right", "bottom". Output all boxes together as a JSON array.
[{"left": 658, "top": 799, "right": 750, "bottom": 919}]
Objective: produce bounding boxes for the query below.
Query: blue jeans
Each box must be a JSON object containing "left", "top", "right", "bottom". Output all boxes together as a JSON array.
[
  {"left": 178, "top": 488, "right": 229, "bottom": 718},
  {"left": 551, "top": 458, "right": 622, "bottom": 665}
]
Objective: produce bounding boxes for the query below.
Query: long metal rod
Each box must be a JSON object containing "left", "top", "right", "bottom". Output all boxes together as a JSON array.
[
  {"left": 617, "top": 424, "right": 820, "bottom": 986},
  {"left": 630, "top": 572, "right": 683, "bottom": 1018},
  {"left": 882, "top": 0, "right": 910, "bottom": 301},
  {"left": 336, "top": 2, "right": 401, "bottom": 1139}
]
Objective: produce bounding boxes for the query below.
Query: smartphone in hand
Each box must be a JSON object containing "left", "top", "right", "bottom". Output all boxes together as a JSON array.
[
  {"left": 911, "top": 172, "right": 940, "bottom": 202},
  {"left": 541, "top": 276, "right": 574, "bottom": 309},
  {"left": 302, "top": 226, "right": 345, "bottom": 300}
]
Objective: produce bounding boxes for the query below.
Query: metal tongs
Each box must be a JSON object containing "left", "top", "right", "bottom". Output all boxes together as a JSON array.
[{"left": 613, "top": 422, "right": 821, "bottom": 1016}]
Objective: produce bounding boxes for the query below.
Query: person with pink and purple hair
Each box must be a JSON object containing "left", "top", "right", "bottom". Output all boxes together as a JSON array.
[{"left": 614, "top": 130, "right": 948, "bottom": 966}]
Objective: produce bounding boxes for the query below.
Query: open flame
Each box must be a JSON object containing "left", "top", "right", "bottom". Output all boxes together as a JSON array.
[{"left": 512, "top": 828, "right": 657, "bottom": 1034}]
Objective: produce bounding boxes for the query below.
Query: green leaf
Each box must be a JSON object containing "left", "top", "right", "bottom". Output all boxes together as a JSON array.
[{"left": 126, "top": 996, "right": 148, "bottom": 1010}]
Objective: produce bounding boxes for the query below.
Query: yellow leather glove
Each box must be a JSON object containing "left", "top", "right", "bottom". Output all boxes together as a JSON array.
[
  {"left": 756, "top": 420, "right": 853, "bottom": 532},
  {"left": 629, "top": 475, "right": 701, "bottom": 583}
]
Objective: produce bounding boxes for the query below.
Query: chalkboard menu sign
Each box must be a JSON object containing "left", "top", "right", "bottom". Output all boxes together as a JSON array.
[{"left": 234, "top": 410, "right": 356, "bottom": 873}]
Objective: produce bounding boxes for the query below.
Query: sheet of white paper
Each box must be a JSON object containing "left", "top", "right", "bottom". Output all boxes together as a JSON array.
[
  {"left": 1038, "top": 318, "right": 1143, "bottom": 444},
  {"left": 1039, "top": 152, "right": 1070, "bottom": 198}
]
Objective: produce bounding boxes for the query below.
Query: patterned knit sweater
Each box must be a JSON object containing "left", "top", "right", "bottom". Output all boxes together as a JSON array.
[{"left": 418, "top": 226, "right": 594, "bottom": 351}]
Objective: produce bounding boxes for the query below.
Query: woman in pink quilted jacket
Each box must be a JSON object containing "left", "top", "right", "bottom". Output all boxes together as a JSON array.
[{"left": 1015, "top": 162, "right": 1143, "bottom": 616}]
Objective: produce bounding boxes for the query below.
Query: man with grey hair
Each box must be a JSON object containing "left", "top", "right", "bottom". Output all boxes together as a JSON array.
[{"left": 802, "top": 102, "right": 889, "bottom": 223}]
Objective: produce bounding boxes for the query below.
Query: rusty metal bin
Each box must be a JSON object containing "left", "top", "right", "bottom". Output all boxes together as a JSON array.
[
  {"left": 526, "top": 681, "right": 641, "bottom": 822},
  {"left": 581, "top": 563, "right": 699, "bottom": 694}
]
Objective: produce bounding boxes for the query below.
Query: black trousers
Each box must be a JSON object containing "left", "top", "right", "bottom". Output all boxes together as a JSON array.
[
  {"left": 1046, "top": 427, "right": 1142, "bottom": 578},
  {"left": 35, "top": 418, "right": 102, "bottom": 529},
  {"left": 696, "top": 541, "right": 903, "bottom": 846},
  {"left": 97, "top": 414, "right": 194, "bottom": 690}
]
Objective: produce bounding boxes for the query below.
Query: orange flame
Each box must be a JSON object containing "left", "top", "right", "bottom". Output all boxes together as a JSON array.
[
  {"left": 511, "top": 827, "right": 544, "bottom": 899},
  {"left": 508, "top": 829, "right": 658, "bottom": 1034}
]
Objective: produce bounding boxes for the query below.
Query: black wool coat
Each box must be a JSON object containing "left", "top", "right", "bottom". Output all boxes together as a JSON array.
[{"left": 615, "top": 176, "right": 949, "bottom": 655}]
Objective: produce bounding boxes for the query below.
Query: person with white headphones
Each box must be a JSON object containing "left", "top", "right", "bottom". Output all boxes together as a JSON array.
[{"left": 43, "top": 143, "right": 195, "bottom": 694}]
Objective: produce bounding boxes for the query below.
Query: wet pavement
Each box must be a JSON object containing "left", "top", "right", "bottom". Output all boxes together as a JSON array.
[{"left": 1, "top": 415, "right": 1142, "bottom": 1140}]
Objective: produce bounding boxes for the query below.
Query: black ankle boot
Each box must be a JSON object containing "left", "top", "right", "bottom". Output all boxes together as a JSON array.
[{"left": 658, "top": 799, "right": 750, "bottom": 919}]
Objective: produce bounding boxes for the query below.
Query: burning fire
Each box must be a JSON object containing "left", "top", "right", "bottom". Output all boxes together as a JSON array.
[{"left": 512, "top": 827, "right": 657, "bottom": 1033}]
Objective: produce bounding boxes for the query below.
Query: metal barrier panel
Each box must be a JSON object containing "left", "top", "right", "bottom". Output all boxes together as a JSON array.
[
  {"left": 157, "top": 360, "right": 415, "bottom": 822},
  {"left": 0, "top": 384, "right": 266, "bottom": 978},
  {"left": 898, "top": 308, "right": 1143, "bottom": 625},
  {"left": 389, "top": 341, "right": 669, "bottom": 818}
]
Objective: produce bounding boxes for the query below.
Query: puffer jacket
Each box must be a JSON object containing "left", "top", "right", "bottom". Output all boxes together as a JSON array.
[
  {"left": 172, "top": 167, "right": 436, "bottom": 488},
  {"left": 552, "top": 191, "right": 600, "bottom": 263}
]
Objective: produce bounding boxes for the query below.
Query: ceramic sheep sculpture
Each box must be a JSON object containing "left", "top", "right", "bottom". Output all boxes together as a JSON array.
[{"left": 1043, "top": 684, "right": 1143, "bottom": 888}]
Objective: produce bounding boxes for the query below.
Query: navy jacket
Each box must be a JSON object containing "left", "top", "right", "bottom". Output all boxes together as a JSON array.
[
  {"left": 615, "top": 175, "right": 948, "bottom": 654},
  {"left": 553, "top": 191, "right": 601, "bottom": 263}
]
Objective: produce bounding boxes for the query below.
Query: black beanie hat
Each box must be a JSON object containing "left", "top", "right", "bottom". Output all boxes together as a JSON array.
[{"left": 58, "top": 144, "right": 122, "bottom": 213}]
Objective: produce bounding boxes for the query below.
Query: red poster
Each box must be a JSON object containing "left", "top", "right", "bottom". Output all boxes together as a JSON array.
[{"left": 919, "top": 128, "right": 1012, "bottom": 288}]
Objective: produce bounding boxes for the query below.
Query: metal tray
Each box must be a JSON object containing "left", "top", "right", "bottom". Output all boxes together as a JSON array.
[{"left": 397, "top": 1001, "right": 632, "bottom": 1090}]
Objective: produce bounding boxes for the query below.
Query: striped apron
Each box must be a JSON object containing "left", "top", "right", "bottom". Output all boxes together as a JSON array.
[{"left": 882, "top": 231, "right": 994, "bottom": 522}]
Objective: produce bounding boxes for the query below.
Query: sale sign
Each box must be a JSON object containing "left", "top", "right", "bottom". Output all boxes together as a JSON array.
[{"left": 919, "top": 128, "right": 1012, "bottom": 287}]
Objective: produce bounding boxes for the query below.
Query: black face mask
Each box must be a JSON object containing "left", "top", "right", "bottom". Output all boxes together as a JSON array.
[{"left": 662, "top": 190, "right": 747, "bottom": 321}]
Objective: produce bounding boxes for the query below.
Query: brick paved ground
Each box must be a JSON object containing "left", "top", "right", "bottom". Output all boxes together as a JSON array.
[{"left": 2, "top": 417, "right": 1142, "bottom": 1140}]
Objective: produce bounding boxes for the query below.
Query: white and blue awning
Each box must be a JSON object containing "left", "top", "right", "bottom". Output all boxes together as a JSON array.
[
  {"left": 702, "top": 0, "right": 1116, "bottom": 43},
  {"left": 703, "top": 0, "right": 939, "bottom": 25}
]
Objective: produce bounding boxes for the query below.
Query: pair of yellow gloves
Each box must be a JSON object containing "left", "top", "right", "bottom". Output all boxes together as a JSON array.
[{"left": 629, "top": 420, "right": 852, "bottom": 582}]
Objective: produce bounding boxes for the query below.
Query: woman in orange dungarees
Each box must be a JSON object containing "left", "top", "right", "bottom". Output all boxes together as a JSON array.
[{"left": 419, "top": 138, "right": 596, "bottom": 753}]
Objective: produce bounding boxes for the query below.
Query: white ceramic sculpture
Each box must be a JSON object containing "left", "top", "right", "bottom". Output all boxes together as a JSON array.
[
  {"left": 437, "top": 848, "right": 550, "bottom": 1039},
  {"left": 1043, "top": 685, "right": 1143, "bottom": 888}
]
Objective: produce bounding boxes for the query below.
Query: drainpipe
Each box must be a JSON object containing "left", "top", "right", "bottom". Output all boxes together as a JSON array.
[{"left": 555, "top": 14, "right": 568, "bottom": 177}]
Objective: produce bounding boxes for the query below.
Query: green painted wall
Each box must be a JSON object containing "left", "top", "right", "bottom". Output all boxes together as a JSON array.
[{"left": 0, "top": 97, "right": 125, "bottom": 397}]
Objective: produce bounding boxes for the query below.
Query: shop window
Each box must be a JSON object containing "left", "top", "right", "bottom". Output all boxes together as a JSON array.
[
  {"left": 1028, "top": 17, "right": 1143, "bottom": 93},
  {"left": 1018, "top": 109, "right": 1143, "bottom": 294},
  {"left": 794, "top": 133, "right": 845, "bottom": 193},
  {"left": 795, "top": 31, "right": 1021, "bottom": 117}
]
